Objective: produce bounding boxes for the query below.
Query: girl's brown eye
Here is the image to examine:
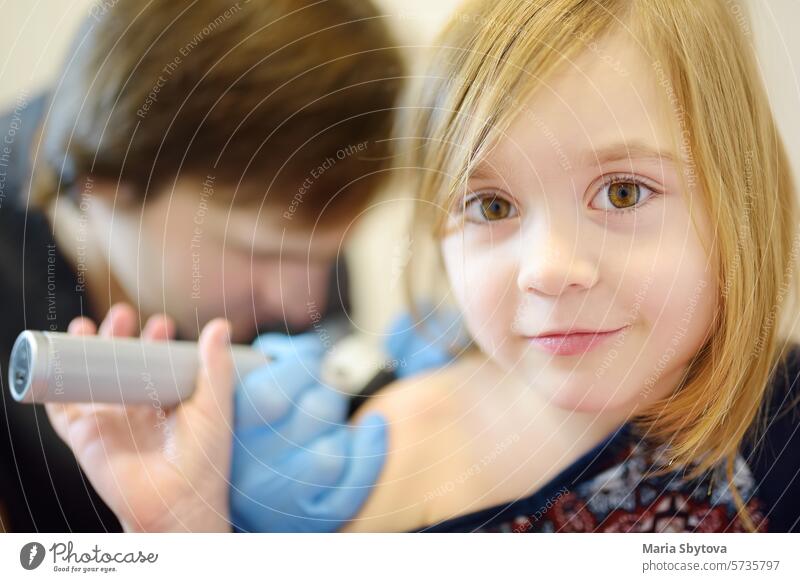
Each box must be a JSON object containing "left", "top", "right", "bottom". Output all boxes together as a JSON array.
[
  {"left": 607, "top": 181, "right": 640, "bottom": 209},
  {"left": 591, "top": 176, "right": 658, "bottom": 213},
  {"left": 465, "top": 195, "right": 518, "bottom": 222}
]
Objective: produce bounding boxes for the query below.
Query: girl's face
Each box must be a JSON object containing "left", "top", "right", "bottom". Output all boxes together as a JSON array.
[{"left": 441, "top": 31, "right": 719, "bottom": 413}]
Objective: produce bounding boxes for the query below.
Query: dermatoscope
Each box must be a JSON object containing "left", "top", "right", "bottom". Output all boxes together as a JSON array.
[{"left": 7, "top": 329, "right": 396, "bottom": 412}]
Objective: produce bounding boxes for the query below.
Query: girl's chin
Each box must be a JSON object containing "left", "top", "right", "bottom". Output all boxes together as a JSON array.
[
  {"left": 548, "top": 390, "right": 629, "bottom": 414},
  {"left": 515, "top": 370, "right": 640, "bottom": 414}
]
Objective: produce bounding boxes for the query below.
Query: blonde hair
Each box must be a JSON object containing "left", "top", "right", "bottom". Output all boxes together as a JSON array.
[{"left": 400, "top": 0, "right": 799, "bottom": 531}]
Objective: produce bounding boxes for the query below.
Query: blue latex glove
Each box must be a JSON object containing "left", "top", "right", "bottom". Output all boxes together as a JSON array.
[
  {"left": 230, "top": 332, "right": 387, "bottom": 533},
  {"left": 384, "top": 305, "right": 469, "bottom": 378}
]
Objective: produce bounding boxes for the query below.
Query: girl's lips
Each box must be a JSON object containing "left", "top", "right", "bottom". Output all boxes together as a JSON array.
[{"left": 526, "top": 326, "right": 628, "bottom": 356}]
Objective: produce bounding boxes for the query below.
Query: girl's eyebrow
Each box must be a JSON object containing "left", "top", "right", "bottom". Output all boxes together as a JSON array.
[
  {"left": 583, "top": 141, "right": 678, "bottom": 167},
  {"left": 467, "top": 164, "right": 496, "bottom": 181},
  {"left": 466, "top": 142, "right": 677, "bottom": 182},
  {"left": 467, "top": 158, "right": 513, "bottom": 182}
]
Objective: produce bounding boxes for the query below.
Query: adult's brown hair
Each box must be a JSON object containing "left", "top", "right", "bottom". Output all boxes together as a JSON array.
[{"left": 32, "top": 0, "right": 405, "bottom": 226}]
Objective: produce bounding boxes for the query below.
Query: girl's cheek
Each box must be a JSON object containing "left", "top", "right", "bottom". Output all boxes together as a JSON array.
[
  {"left": 615, "top": 220, "right": 718, "bottom": 383},
  {"left": 443, "top": 237, "right": 518, "bottom": 353}
]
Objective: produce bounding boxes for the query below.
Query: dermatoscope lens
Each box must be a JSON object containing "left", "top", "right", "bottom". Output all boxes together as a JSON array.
[{"left": 9, "top": 333, "right": 32, "bottom": 400}]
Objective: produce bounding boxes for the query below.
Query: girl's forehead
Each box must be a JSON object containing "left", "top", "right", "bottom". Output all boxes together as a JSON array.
[{"left": 481, "top": 30, "right": 679, "bottom": 173}]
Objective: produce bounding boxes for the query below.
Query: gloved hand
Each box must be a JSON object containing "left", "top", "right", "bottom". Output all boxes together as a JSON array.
[
  {"left": 230, "top": 332, "right": 387, "bottom": 532},
  {"left": 384, "top": 304, "right": 470, "bottom": 378}
]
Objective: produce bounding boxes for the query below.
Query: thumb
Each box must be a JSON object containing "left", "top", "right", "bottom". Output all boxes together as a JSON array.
[{"left": 185, "top": 319, "right": 235, "bottom": 438}]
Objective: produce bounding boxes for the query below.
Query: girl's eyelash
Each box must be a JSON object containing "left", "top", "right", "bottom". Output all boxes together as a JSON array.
[
  {"left": 596, "top": 173, "right": 663, "bottom": 215},
  {"left": 462, "top": 192, "right": 501, "bottom": 210},
  {"left": 460, "top": 192, "right": 517, "bottom": 222},
  {"left": 458, "top": 173, "right": 663, "bottom": 221}
]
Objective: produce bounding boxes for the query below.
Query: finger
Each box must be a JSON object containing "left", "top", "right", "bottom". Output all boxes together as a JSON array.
[
  {"left": 236, "top": 416, "right": 386, "bottom": 532},
  {"left": 231, "top": 428, "right": 349, "bottom": 529},
  {"left": 235, "top": 334, "right": 327, "bottom": 430},
  {"left": 235, "top": 363, "right": 318, "bottom": 430},
  {"left": 252, "top": 332, "right": 326, "bottom": 362},
  {"left": 298, "top": 414, "right": 388, "bottom": 522},
  {"left": 236, "top": 384, "right": 348, "bottom": 460},
  {"left": 184, "top": 319, "right": 235, "bottom": 440},
  {"left": 44, "top": 401, "right": 119, "bottom": 449},
  {"left": 54, "top": 318, "right": 121, "bottom": 433},
  {"left": 44, "top": 401, "right": 72, "bottom": 441},
  {"left": 98, "top": 303, "right": 138, "bottom": 338},
  {"left": 68, "top": 317, "right": 97, "bottom": 336},
  {"left": 142, "top": 314, "right": 177, "bottom": 341},
  {"left": 385, "top": 306, "right": 466, "bottom": 378}
]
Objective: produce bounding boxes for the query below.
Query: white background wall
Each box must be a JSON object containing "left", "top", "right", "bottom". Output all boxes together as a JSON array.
[
  {"left": 2, "top": 0, "right": 799, "bottom": 333},
  {"left": 0, "top": 0, "right": 457, "bottom": 109}
]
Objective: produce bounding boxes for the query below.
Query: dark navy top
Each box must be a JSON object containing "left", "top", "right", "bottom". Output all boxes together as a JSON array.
[{"left": 414, "top": 344, "right": 800, "bottom": 533}]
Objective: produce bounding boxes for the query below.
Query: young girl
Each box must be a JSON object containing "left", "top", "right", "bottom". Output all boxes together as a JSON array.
[{"left": 342, "top": 0, "right": 800, "bottom": 532}]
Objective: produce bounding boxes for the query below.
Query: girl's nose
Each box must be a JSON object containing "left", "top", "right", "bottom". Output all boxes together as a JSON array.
[{"left": 516, "top": 217, "right": 599, "bottom": 296}]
